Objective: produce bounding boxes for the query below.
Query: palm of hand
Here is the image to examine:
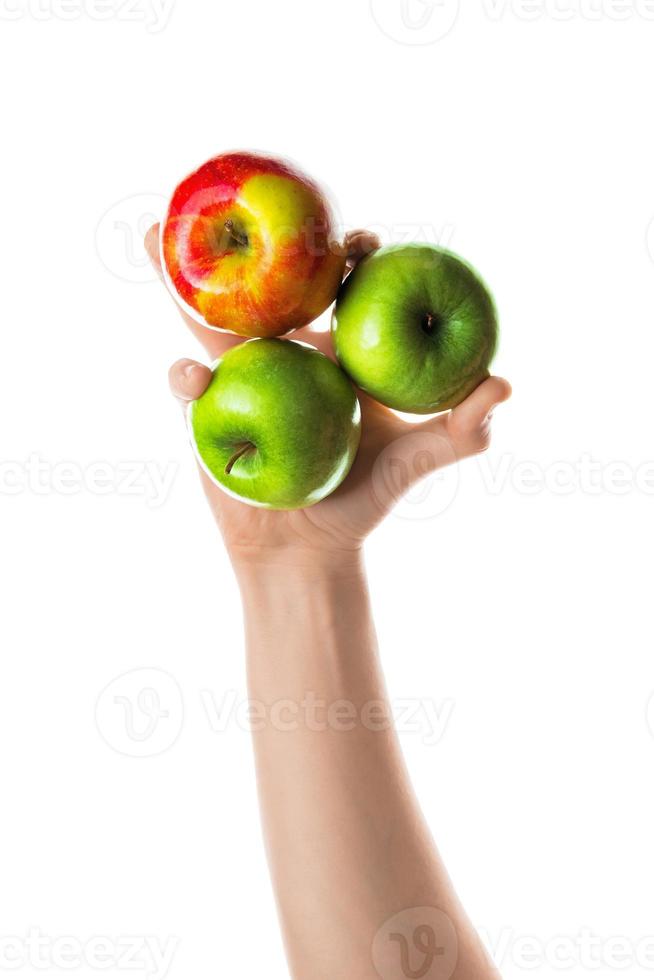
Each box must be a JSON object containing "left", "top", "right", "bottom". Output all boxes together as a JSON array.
[{"left": 146, "top": 226, "right": 510, "bottom": 562}]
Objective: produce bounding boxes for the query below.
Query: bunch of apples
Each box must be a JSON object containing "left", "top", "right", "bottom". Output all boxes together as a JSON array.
[{"left": 161, "top": 151, "right": 498, "bottom": 510}]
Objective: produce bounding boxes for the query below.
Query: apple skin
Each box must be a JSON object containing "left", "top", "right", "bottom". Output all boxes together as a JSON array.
[
  {"left": 188, "top": 339, "right": 361, "bottom": 510},
  {"left": 161, "top": 151, "right": 346, "bottom": 338},
  {"left": 331, "top": 244, "right": 498, "bottom": 414}
]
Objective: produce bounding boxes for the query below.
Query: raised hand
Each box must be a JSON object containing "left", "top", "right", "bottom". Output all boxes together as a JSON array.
[{"left": 145, "top": 224, "right": 511, "bottom": 567}]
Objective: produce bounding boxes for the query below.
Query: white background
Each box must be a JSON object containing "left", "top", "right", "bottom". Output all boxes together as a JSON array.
[{"left": 2, "top": 0, "right": 654, "bottom": 977}]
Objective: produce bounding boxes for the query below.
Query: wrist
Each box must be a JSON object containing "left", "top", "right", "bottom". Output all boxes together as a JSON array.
[
  {"left": 232, "top": 545, "right": 368, "bottom": 626},
  {"left": 234, "top": 545, "right": 374, "bottom": 680},
  {"left": 230, "top": 542, "right": 365, "bottom": 586}
]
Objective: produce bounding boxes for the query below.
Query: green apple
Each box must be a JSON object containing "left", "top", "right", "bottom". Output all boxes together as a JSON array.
[
  {"left": 188, "top": 338, "right": 361, "bottom": 510},
  {"left": 331, "top": 244, "right": 498, "bottom": 413}
]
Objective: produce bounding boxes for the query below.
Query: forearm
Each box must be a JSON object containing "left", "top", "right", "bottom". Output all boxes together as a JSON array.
[{"left": 235, "top": 552, "right": 498, "bottom": 980}]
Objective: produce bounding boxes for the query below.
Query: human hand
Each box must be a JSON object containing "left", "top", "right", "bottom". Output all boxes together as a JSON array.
[{"left": 145, "top": 226, "right": 511, "bottom": 570}]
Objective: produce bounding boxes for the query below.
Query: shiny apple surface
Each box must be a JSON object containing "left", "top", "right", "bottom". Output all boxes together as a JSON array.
[{"left": 162, "top": 152, "right": 346, "bottom": 337}]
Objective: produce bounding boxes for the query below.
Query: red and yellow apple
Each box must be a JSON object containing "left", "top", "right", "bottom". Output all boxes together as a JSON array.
[{"left": 160, "top": 151, "right": 346, "bottom": 337}]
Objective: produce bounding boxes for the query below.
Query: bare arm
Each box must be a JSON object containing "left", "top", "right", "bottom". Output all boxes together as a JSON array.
[
  {"left": 146, "top": 223, "right": 510, "bottom": 979},
  {"left": 236, "top": 554, "right": 500, "bottom": 979}
]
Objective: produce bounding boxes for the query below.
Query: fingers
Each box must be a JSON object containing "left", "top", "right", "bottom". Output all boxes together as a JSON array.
[
  {"left": 344, "top": 229, "right": 382, "bottom": 272},
  {"left": 296, "top": 228, "right": 382, "bottom": 356},
  {"left": 145, "top": 223, "right": 243, "bottom": 361},
  {"left": 451, "top": 375, "right": 512, "bottom": 424},
  {"left": 144, "top": 223, "right": 163, "bottom": 279},
  {"left": 168, "top": 358, "right": 212, "bottom": 412},
  {"left": 291, "top": 325, "right": 337, "bottom": 360}
]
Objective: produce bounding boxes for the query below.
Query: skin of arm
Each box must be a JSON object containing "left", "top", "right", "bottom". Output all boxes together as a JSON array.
[{"left": 146, "top": 225, "right": 510, "bottom": 980}]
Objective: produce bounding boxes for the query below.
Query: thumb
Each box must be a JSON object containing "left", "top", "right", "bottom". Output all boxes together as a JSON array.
[
  {"left": 144, "top": 223, "right": 164, "bottom": 280},
  {"left": 442, "top": 376, "right": 512, "bottom": 456},
  {"left": 368, "top": 377, "right": 511, "bottom": 514}
]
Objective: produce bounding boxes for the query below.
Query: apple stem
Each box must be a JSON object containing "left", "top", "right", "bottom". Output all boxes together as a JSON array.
[
  {"left": 224, "top": 219, "right": 248, "bottom": 248},
  {"left": 225, "top": 442, "right": 255, "bottom": 475},
  {"left": 422, "top": 313, "right": 440, "bottom": 335}
]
